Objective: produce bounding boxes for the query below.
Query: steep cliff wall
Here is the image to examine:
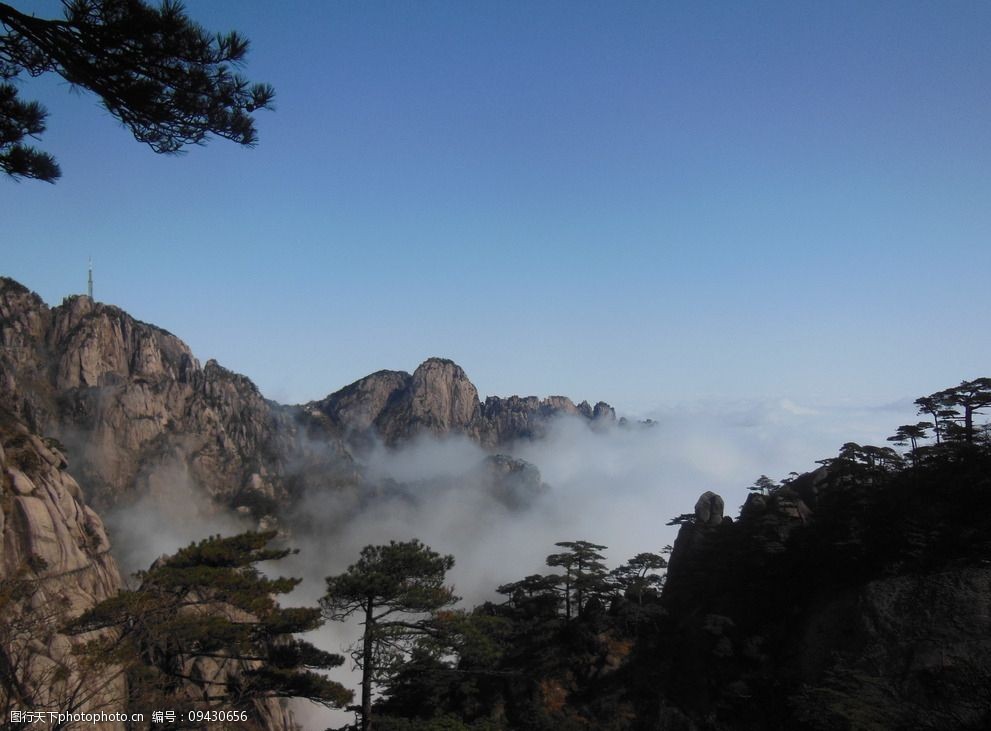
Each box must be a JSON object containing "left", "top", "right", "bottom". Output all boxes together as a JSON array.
[
  {"left": 659, "top": 454, "right": 991, "bottom": 730},
  {"left": 307, "top": 356, "right": 614, "bottom": 449},
  {"left": 2, "top": 278, "right": 608, "bottom": 515},
  {"left": 0, "top": 411, "right": 125, "bottom": 728},
  {"left": 0, "top": 278, "right": 351, "bottom": 513},
  {"left": 0, "top": 276, "right": 616, "bottom": 731}
]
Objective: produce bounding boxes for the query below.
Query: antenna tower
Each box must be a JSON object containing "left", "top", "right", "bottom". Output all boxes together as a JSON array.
[{"left": 88, "top": 259, "right": 93, "bottom": 299}]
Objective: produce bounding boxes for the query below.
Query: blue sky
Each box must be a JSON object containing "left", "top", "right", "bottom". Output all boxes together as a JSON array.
[{"left": 3, "top": 0, "right": 989, "bottom": 415}]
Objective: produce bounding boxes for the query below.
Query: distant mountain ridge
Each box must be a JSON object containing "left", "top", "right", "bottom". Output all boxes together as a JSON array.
[
  {"left": 0, "top": 276, "right": 613, "bottom": 512},
  {"left": 0, "top": 274, "right": 617, "bottom": 731},
  {"left": 306, "top": 356, "right": 615, "bottom": 449}
]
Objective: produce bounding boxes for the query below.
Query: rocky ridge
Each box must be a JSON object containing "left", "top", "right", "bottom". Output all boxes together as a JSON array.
[
  {"left": 0, "top": 411, "right": 299, "bottom": 730},
  {"left": 0, "top": 279, "right": 315, "bottom": 513},
  {"left": 659, "top": 454, "right": 991, "bottom": 730},
  {"left": 1, "top": 277, "right": 613, "bottom": 515},
  {"left": 307, "top": 356, "right": 615, "bottom": 449},
  {"left": 0, "top": 275, "right": 615, "bottom": 730},
  {"left": 0, "top": 411, "right": 125, "bottom": 727}
]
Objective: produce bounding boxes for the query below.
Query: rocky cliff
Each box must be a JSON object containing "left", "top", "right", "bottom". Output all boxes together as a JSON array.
[
  {"left": 0, "top": 278, "right": 352, "bottom": 514},
  {"left": 0, "top": 410, "right": 125, "bottom": 727},
  {"left": 0, "top": 410, "right": 301, "bottom": 731},
  {"left": 0, "top": 275, "right": 616, "bottom": 731},
  {"left": 1, "top": 278, "right": 611, "bottom": 515},
  {"left": 658, "top": 450, "right": 991, "bottom": 730},
  {"left": 306, "top": 356, "right": 614, "bottom": 449}
]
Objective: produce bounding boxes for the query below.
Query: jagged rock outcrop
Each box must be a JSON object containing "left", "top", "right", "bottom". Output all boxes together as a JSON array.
[
  {"left": 0, "top": 278, "right": 57, "bottom": 430},
  {"left": 0, "top": 278, "right": 352, "bottom": 512},
  {"left": 309, "top": 356, "right": 613, "bottom": 449},
  {"left": 478, "top": 395, "right": 614, "bottom": 446},
  {"left": 0, "top": 411, "right": 301, "bottom": 731},
  {"left": 379, "top": 358, "right": 482, "bottom": 443},
  {"left": 694, "top": 490, "right": 724, "bottom": 526},
  {"left": 472, "top": 454, "right": 548, "bottom": 510},
  {"left": 659, "top": 454, "right": 991, "bottom": 730},
  {"left": 0, "top": 412, "right": 125, "bottom": 728},
  {"left": 2, "top": 277, "right": 609, "bottom": 514},
  {"left": 739, "top": 486, "right": 812, "bottom": 554},
  {"left": 310, "top": 369, "right": 412, "bottom": 435}
]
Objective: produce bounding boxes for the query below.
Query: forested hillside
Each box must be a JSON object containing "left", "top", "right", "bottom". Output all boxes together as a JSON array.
[{"left": 326, "top": 379, "right": 991, "bottom": 730}]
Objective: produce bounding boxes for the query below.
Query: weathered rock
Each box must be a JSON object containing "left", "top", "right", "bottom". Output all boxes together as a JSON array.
[
  {"left": 593, "top": 401, "right": 616, "bottom": 422},
  {"left": 478, "top": 393, "right": 591, "bottom": 445},
  {"left": 311, "top": 356, "right": 614, "bottom": 449},
  {"left": 49, "top": 295, "right": 196, "bottom": 389},
  {"left": 474, "top": 454, "right": 548, "bottom": 510},
  {"left": 7, "top": 466, "right": 34, "bottom": 495},
  {"left": 0, "top": 278, "right": 358, "bottom": 513},
  {"left": 310, "top": 369, "right": 412, "bottom": 436},
  {"left": 740, "top": 487, "right": 812, "bottom": 554},
  {"left": 0, "top": 414, "right": 125, "bottom": 728},
  {"left": 694, "top": 491, "right": 724, "bottom": 526},
  {"left": 378, "top": 358, "right": 482, "bottom": 443}
]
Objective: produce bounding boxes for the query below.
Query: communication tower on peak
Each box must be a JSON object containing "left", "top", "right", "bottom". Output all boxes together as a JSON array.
[{"left": 88, "top": 258, "right": 93, "bottom": 299}]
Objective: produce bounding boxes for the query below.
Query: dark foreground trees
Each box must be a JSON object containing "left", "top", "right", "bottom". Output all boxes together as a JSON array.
[
  {"left": 0, "top": 0, "right": 274, "bottom": 181},
  {"left": 915, "top": 378, "right": 991, "bottom": 447},
  {"left": 322, "top": 540, "right": 458, "bottom": 731},
  {"left": 70, "top": 531, "right": 351, "bottom": 721}
]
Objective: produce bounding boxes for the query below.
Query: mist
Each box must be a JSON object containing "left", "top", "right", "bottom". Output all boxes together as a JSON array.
[
  {"left": 103, "top": 454, "right": 252, "bottom": 579},
  {"left": 100, "top": 393, "right": 908, "bottom": 728},
  {"left": 279, "top": 395, "right": 905, "bottom": 729},
  {"left": 285, "top": 396, "right": 905, "bottom": 599}
]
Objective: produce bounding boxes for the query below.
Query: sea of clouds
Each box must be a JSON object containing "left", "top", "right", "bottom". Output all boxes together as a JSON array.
[{"left": 104, "top": 395, "right": 909, "bottom": 728}]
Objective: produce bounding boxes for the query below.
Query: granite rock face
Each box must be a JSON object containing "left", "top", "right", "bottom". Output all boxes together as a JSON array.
[
  {"left": 2, "top": 278, "right": 610, "bottom": 512},
  {"left": 311, "top": 369, "right": 412, "bottom": 436},
  {"left": 0, "top": 278, "right": 349, "bottom": 513},
  {"left": 380, "top": 358, "right": 483, "bottom": 443},
  {"left": 478, "top": 395, "right": 614, "bottom": 446},
  {"left": 309, "top": 357, "right": 613, "bottom": 449},
  {"left": 0, "top": 413, "right": 125, "bottom": 728},
  {"left": 0, "top": 413, "right": 299, "bottom": 731},
  {"left": 694, "top": 490, "right": 724, "bottom": 526}
]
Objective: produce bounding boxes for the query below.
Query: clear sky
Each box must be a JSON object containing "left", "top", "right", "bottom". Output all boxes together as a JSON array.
[{"left": 3, "top": 0, "right": 989, "bottom": 414}]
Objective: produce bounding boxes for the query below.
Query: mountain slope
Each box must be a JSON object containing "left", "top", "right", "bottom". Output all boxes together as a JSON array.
[
  {"left": 1, "top": 277, "right": 611, "bottom": 514},
  {"left": 657, "top": 451, "right": 991, "bottom": 730},
  {"left": 0, "top": 409, "right": 125, "bottom": 726},
  {"left": 306, "top": 356, "right": 615, "bottom": 449}
]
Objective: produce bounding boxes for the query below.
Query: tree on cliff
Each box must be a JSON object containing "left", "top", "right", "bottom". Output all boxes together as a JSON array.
[
  {"left": 0, "top": 0, "right": 274, "bottom": 182},
  {"left": 70, "top": 531, "right": 351, "bottom": 717},
  {"left": 937, "top": 378, "right": 991, "bottom": 445},
  {"left": 546, "top": 540, "right": 610, "bottom": 620},
  {"left": 887, "top": 422, "right": 931, "bottom": 465},
  {"left": 611, "top": 551, "right": 667, "bottom": 606},
  {"left": 748, "top": 474, "right": 778, "bottom": 495},
  {"left": 322, "top": 540, "right": 458, "bottom": 731}
]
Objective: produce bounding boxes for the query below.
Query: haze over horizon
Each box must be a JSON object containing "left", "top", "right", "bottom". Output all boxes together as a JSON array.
[{"left": 4, "top": 0, "right": 989, "bottom": 416}]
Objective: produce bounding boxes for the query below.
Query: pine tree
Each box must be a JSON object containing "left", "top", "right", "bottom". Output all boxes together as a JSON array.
[
  {"left": 70, "top": 531, "right": 351, "bottom": 719},
  {"left": 887, "top": 422, "right": 931, "bottom": 465},
  {"left": 610, "top": 552, "right": 667, "bottom": 606},
  {"left": 322, "top": 539, "right": 458, "bottom": 731},
  {"left": 546, "top": 541, "right": 609, "bottom": 620},
  {"left": 936, "top": 378, "right": 991, "bottom": 445},
  {"left": 0, "top": 0, "right": 274, "bottom": 181}
]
